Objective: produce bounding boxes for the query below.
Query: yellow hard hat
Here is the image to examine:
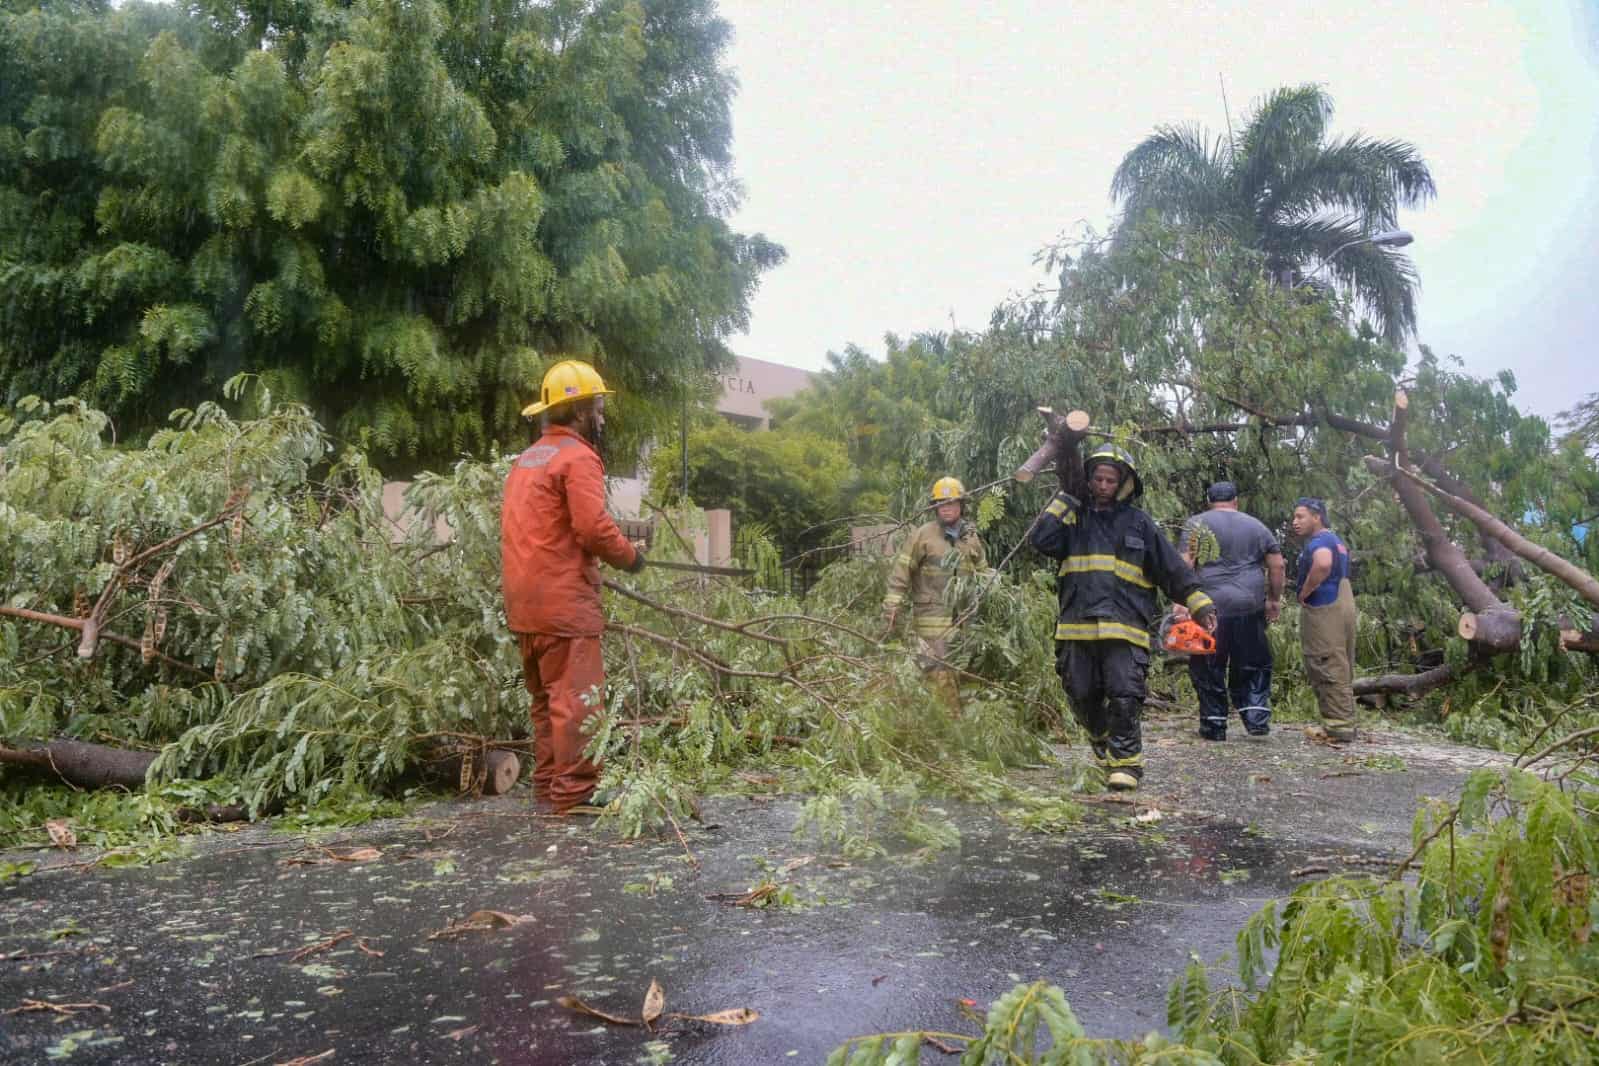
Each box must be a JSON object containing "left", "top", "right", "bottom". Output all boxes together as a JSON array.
[
  {"left": 930, "top": 476, "right": 966, "bottom": 504},
  {"left": 521, "top": 359, "right": 615, "bottom": 418}
]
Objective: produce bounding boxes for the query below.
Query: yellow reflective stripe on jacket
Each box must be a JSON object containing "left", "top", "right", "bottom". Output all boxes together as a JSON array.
[
  {"left": 1057, "top": 554, "right": 1154, "bottom": 590},
  {"left": 1053, "top": 620, "right": 1151, "bottom": 648},
  {"left": 1044, "top": 496, "right": 1076, "bottom": 525},
  {"left": 1185, "top": 590, "right": 1214, "bottom": 613}
]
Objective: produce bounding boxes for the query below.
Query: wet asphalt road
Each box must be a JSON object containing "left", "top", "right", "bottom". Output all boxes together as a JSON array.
[{"left": 0, "top": 716, "right": 1496, "bottom": 1064}]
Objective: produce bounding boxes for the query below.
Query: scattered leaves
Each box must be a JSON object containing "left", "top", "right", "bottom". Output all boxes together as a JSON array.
[
  {"left": 557, "top": 979, "right": 757, "bottom": 1030},
  {"left": 427, "top": 909, "right": 530, "bottom": 940}
]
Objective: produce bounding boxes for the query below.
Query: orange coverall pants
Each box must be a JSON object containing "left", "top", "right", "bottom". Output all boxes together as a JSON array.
[{"left": 518, "top": 633, "right": 606, "bottom": 810}]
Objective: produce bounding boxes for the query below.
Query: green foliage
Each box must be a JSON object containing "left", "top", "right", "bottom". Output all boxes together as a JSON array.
[
  {"left": 0, "top": 389, "right": 526, "bottom": 816},
  {"left": 2, "top": 389, "right": 1072, "bottom": 851},
  {"left": 0, "top": 0, "right": 783, "bottom": 469},
  {"left": 765, "top": 337, "right": 961, "bottom": 517},
  {"left": 648, "top": 418, "right": 854, "bottom": 559},
  {"left": 1219, "top": 768, "right": 1598, "bottom": 1063}
]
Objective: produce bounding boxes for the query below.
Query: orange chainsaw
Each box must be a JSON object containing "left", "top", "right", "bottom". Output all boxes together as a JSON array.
[{"left": 1164, "top": 618, "right": 1217, "bottom": 655}]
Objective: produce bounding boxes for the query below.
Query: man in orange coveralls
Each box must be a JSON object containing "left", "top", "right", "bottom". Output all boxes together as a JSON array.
[{"left": 502, "top": 359, "right": 644, "bottom": 813}]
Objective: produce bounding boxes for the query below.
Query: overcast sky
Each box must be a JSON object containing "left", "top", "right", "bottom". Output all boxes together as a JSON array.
[{"left": 717, "top": 1, "right": 1599, "bottom": 423}]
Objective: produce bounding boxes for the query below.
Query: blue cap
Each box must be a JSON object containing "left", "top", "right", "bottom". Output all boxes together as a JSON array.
[{"left": 1207, "top": 481, "right": 1238, "bottom": 502}]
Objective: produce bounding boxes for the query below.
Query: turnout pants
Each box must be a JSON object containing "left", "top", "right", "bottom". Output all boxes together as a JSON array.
[
  {"left": 1056, "top": 638, "right": 1149, "bottom": 780},
  {"left": 1190, "top": 610, "right": 1273, "bottom": 739},
  {"left": 913, "top": 621, "right": 962, "bottom": 715},
  {"left": 1299, "top": 578, "right": 1358, "bottom": 740},
  {"left": 517, "top": 633, "right": 606, "bottom": 809}
]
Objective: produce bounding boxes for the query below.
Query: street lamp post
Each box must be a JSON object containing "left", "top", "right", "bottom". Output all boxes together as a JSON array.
[{"left": 1295, "top": 229, "right": 1414, "bottom": 287}]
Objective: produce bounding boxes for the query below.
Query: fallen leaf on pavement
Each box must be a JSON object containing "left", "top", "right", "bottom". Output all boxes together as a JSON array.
[
  {"left": 329, "top": 847, "right": 382, "bottom": 862},
  {"left": 427, "top": 909, "right": 531, "bottom": 940},
  {"left": 444, "top": 1025, "right": 479, "bottom": 1042},
  {"left": 4, "top": 998, "right": 109, "bottom": 1017},
  {"left": 667, "top": 1008, "right": 759, "bottom": 1026},
  {"left": 642, "top": 978, "right": 664, "bottom": 1025},
  {"left": 45, "top": 819, "right": 76, "bottom": 850},
  {"left": 275, "top": 1051, "right": 334, "bottom": 1066},
  {"left": 557, "top": 985, "right": 757, "bottom": 1029},
  {"left": 1134, "top": 809, "right": 1163, "bottom": 825},
  {"left": 556, "top": 995, "right": 642, "bottom": 1026},
  {"left": 283, "top": 846, "right": 382, "bottom": 866}
]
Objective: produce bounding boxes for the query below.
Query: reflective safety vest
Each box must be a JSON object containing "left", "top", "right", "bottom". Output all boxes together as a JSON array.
[
  {"left": 1029, "top": 492, "right": 1212, "bottom": 648},
  {"left": 883, "top": 520, "right": 989, "bottom": 639}
]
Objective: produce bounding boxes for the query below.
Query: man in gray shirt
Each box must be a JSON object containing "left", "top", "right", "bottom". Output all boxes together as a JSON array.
[{"left": 1177, "top": 482, "right": 1286, "bottom": 740}]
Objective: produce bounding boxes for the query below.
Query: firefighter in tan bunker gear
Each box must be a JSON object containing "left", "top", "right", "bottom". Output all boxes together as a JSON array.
[{"left": 883, "top": 477, "right": 989, "bottom": 709}]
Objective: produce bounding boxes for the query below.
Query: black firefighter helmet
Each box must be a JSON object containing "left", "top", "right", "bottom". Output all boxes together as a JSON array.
[{"left": 1084, "top": 444, "right": 1143, "bottom": 502}]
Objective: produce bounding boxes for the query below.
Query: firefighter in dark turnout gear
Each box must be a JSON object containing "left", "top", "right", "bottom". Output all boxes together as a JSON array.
[{"left": 1030, "top": 445, "right": 1215, "bottom": 790}]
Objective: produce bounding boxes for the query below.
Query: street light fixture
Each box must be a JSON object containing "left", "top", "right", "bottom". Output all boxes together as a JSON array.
[{"left": 1295, "top": 229, "right": 1415, "bottom": 287}]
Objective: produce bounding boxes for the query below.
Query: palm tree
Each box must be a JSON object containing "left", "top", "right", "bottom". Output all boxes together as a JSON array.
[{"left": 1111, "top": 85, "right": 1435, "bottom": 344}]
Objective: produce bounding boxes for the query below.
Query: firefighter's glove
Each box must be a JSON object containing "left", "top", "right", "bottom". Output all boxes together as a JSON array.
[
  {"left": 626, "top": 549, "right": 648, "bottom": 574},
  {"left": 1193, "top": 604, "right": 1218, "bottom": 632}
]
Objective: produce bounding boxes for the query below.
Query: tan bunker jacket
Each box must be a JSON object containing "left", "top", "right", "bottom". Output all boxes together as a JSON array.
[{"left": 884, "top": 520, "right": 988, "bottom": 639}]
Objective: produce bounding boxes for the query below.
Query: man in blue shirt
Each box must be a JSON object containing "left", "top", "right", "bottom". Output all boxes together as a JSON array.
[{"left": 1291, "top": 497, "right": 1357, "bottom": 743}]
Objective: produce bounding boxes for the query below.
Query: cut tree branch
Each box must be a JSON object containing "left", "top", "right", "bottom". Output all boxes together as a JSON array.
[
  {"left": 1353, "top": 662, "right": 1462, "bottom": 699},
  {"left": 0, "top": 740, "right": 157, "bottom": 790},
  {"left": 1365, "top": 390, "right": 1521, "bottom": 652},
  {"left": 1390, "top": 464, "right": 1599, "bottom": 611},
  {"left": 0, "top": 605, "right": 213, "bottom": 678}
]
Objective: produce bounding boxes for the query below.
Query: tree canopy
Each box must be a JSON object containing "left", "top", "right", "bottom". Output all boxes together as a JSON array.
[
  {"left": 648, "top": 416, "right": 853, "bottom": 561},
  {"left": 1110, "top": 84, "right": 1434, "bottom": 344},
  {"left": 0, "top": 0, "right": 782, "bottom": 470}
]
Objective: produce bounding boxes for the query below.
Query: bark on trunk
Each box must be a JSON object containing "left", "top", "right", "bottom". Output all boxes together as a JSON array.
[
  {"left": 1014, "top": 407, "right": 1090, "bottom": 488},
  {"left": 1353, "top": 662, "right": 1460, "bottom": 698},
  {"left": 425, "top": 748, "right": 522, "bottom": 796},
  {"left": 0, "top": 739, "right": 158, "bottom": 789},
  {"left": 1363, "top": 450, "right": 1522, "bottom": 654},
  {"left": 1392, "top": 464, "right": 1599, "bottom": 611}
]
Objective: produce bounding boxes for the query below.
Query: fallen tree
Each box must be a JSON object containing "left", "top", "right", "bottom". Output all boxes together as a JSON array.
[{"left": 0, "top": 391, "right": 1069, "bottom": 849}]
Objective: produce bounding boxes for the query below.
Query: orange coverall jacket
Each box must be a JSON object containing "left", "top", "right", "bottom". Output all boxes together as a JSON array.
[{"left": 501, "top": 426, "right": 638, "bottom": 637}]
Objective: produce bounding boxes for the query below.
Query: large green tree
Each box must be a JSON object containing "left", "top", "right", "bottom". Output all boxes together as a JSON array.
[
  {"left": 1110, "top": 84, "right": 1433, "bottom": 344},
  {"left": 0, "top": 0, "right": 782, "bottom": 469}
]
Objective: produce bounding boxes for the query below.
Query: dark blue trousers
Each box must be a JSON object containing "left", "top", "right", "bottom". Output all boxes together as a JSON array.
[{"left": 1190, "top": 610, "right": 1272, "bottom": 738}]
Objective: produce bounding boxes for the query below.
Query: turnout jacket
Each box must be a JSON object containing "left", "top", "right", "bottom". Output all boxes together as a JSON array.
[
  {"left": 883, "top": 520, "right": 988, "bottom": 638},
  {"left": 1029, "top": 492, "right": 1212, "bottom": 648},
  {"left": 501, "top": 426, "right": 638, "bottom": 637}
]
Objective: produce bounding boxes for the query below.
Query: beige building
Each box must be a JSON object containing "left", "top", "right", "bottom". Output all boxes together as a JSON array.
[{"left": 608, "top": 354, "right": 814, "bottom": 517}]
